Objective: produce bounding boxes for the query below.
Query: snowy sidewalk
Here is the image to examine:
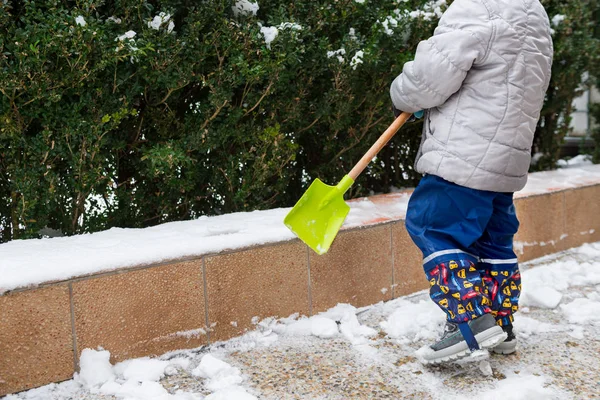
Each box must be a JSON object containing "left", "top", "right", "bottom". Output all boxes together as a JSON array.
[{"left": 5, "top": 243, "right": 600, "bottom": 400}]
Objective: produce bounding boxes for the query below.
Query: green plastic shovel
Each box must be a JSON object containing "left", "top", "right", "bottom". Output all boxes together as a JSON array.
[{"left": 284, "top": 112, "right": 412, "bottom": 255}]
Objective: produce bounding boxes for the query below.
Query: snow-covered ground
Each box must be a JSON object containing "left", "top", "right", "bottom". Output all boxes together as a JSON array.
[
  {"left": 1, "top": 165, "right": 600, "bottom": 295},
  {"left": 5, "top": 242, "right": 600, "bottom": 400}
]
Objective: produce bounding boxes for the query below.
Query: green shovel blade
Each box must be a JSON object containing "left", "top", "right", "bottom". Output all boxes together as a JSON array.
[{"left": 284, "top": 175, "right": 354, "bottom": 255}]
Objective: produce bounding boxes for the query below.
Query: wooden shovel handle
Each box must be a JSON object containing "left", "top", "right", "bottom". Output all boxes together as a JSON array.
[{"left": 348, "top": 112, "right": 412, "bottom": 180}]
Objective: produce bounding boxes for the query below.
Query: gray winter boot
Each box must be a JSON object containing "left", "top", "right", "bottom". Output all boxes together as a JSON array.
[
  {"left": 416, "top": 313, "right": 507, "bottom": 365},
  {"left": 491, "top": 323, "right": 517, "bottom": 355}
]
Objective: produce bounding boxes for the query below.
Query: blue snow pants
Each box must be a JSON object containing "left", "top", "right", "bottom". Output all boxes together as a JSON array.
[{"left": 406, "top": 174, "right": 521, "bottom": 329}]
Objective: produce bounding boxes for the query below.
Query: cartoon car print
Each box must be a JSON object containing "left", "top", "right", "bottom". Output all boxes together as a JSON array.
[
  {"left": 441, "top": 265, "right": 449, "bottom": 285},
  {"left": 462, "top": 291, "right": 479, "bottom": 300}
]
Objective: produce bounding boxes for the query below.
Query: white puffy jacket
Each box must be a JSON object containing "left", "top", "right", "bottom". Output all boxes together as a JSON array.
[{"left": 390, "top": 0, "right": 553, "bottom": 192}]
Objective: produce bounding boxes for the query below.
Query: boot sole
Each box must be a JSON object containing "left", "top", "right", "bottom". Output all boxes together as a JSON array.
[
  {"left": 491, "top": 339, "right": 517, "bottom": 355},
  {"left": 416, "top": 325, "right": 507, "bottom": 365}
]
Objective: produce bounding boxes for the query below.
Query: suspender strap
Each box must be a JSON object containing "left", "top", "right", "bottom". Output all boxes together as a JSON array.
[{"left": 458, "top": 322, "right": 480, "bottom": 352}]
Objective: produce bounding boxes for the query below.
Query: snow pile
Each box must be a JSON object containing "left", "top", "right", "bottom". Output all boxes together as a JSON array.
[
  {"left": 191, "top": 354, "right": 255, "bottom": 398},
  {"left": 520, "top": 242, "right": 600, "bottom": 309},
  {"left": 480, "top": 371, "right": 556, "bottom": 399},
  {"left": 74, "top": 349, "right": 198, "bottom": 400},
  {"left": 512, "top": 316, "right": 561, "bottom": 339},
  {"left": 70, "top": 349, "right": 257, "bottom": 399},
  {"left": 257, "top": 304, "right": 378, "bottom": 346},
  {"left": 114, "top": 357, "right": 172, "bottom": 382},
  {"left": 380, "top": 299, "right": 445, "bottom": 343},
  {"left": 520, "top": 285, "right": 563, "bottom": 309},
  {"left": 560, "top": 298, "right": 600, "bottom": 325},
  {"left": 77, "top": 348, "right": 115, "bottom": 388}
]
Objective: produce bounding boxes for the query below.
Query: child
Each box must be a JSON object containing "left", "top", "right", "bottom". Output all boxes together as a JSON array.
[{"left": 390, "top": 0, "right": 553, "bottom": 364}]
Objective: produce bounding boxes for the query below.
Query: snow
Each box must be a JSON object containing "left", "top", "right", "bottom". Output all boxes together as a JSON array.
[
  {"left": 481, "top": 372, "right": 554, "bottom": 399},
  {"left": 1, "top": 166, "right": 599, "bottom": 295},
  {"left": 512, "top": 316, "right": 559, "bottom": 339},
  {"left": 560, "top": 298, "right": 600, "bottom": 325},
  {"left": 114, "top": 358, "right": 171, "bottom": 382},
  {"left": 232, "top": 0, "right": 259, "bottom": 17},
  {"left": 191, "top": 355, "right": 246, "bottom": 392},
  {"left": 148, "top": 12, "right": 171, "bottom": 30},
  {"left": 74, "top": 349, "right": 255, "bottom": 399},
  {"left": 520, "top": 285, "right": 563, "bottom": 309},
  {"left": 259, "top": 22, "right": 301, "bottom": 49},
  {"left": 408, "top": 0, "right": 446, "bottom": 20},
  {"left": 556, "top": 154, "right": 593, "bottom": 168},
  {"left": 251, "top": 303, "right": 378, "bottom": 345},
  {"left": 551, "top": 14, "right": 566, "bottom": 26},
  {"left": 259, "top": 26, "right": 278, "bottom": 49},
  {"left": 116, "top": 30, "right": 136, "bottom": 41},
  {"left": 75, "top": 16, "right": 86, "bottom": 27},
  {"left": 327, "top": 48, "right": 346, "bottom": 63},
  {"left": 380, "top": 299, "right": 445, "bottom": 343},
  {"left": 107, "top": 16, "right": 122, "bottom": 24},
  {"left": 381, "top": 16, "right": 399, "bottom": 35},
  {"left": 350, "top": 50, "right": 364, "bottom": 70},
  {"left": 515, "top": 164, "right": 600, "bottom": 197},
  {"left": 76, "top": 349, "right": 115, "bottom": 388}
]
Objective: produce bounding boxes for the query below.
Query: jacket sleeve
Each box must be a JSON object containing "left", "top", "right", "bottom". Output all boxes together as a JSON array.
[{"left": 390, "top": 0, "right": 493, "bottom": 112}]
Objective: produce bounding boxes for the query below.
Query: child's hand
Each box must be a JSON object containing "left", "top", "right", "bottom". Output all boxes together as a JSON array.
[{"left": 392, "top": 106, "right": 424, "bottom": 122}]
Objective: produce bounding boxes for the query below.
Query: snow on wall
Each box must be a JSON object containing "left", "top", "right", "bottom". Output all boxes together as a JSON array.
[{"left": 1, "top": 165, "right": 599, "bottom": 294}]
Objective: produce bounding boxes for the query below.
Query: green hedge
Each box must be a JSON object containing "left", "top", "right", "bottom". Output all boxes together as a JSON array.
[{"left": 1, "top": 0, "right": 599, "bottom": 242}]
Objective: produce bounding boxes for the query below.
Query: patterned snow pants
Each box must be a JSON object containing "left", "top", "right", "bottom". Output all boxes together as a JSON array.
[{"left": 406, "top": 175, "right": 521, "bottom": 327}]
